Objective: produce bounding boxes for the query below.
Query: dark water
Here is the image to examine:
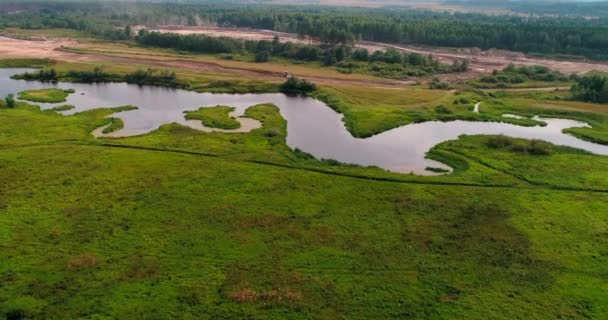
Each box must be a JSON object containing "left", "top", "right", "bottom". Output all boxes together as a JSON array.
[{"left": 2, "top": 68, "right": 607, "bottom": 175}]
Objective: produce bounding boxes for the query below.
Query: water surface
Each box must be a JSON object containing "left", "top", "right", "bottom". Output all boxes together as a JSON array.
[{"left": 2, "top": 68, "right": 607, "bottom": 175}]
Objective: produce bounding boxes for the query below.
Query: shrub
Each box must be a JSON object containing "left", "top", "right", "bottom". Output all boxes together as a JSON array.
[
  {"left": 486, "top": 135, "right": 553, "bottom": 155},
  {"left": 430, "top": 77, "right": 450, "bottom": 89},
  {"left": 487, "top": 135, "right": 513, "bottom": 149},
  {"left": 571, "top": 74, "right": 608, "bottom": 103},
  {"left": 5, "top": 94, "right": 15, "bottom": 108},
  {"left": 264, "top": 128, "right": 281, "bottom": 137},
  {"left": 279, "top": 77, "right": 317, "bottom": 94},
  {"left": 529, "top": 140, "right": 553, "bottom": 155},
  {"left": 435, "top": 105, "right": 452, "bottom": 114}
]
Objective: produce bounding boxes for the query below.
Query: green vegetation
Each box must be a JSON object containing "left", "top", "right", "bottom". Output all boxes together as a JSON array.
[
  {"left": 136, "top": 31, "right": 465, "bottom": 79},
  {"left": 49, "top": 104, "right": 75, "bottom": 112},
  {"left": 571, "top": 74, "right": 608, "bottom": 103},
  {"left": 4, "top": 94, "right": 16, "bottom": 108},
  {"left": 17, "top": 88, "right": 74, "bottom": 103},
  {"left": 434, "top": 135, "right": 608, "bottom": 190},
  {"left": 96, "top": 106, "right": 138, "bottom": 134},
  {"left": 0, "top": 58, "right": 52, "bottom": 68},
  {"left": 14, "top": 67, "right": 180, "bottom": 88},
  {"left": 486, "top": 135, "right": 553, "bottom": 155},
  {"left": 185, "top": 106, "right": 241, "bottom": 130},
  {"left": 0, "top": 97, "right": 608, "bottom": 319},
  {"left": 280, "top": 77, "right": 317, "bottom": 94},
  {"left": 309, "top": 87, "right": 560, "bottom": 138},
  {"left": 12, "top": 66, "right": 279, "bottom": 94},
  {"left": 2, "top": 5, "right": 608, "bottom": 316},
  {"left": 473, "top": 64, "right": 570, "bottom": 89}
]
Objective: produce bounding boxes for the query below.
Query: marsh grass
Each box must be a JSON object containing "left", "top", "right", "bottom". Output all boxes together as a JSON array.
[
  {"left": 184, "top": 105, "right": 241, "bottom": 130},
  {"left": 0, "top": 93, "right": 607, "bottom": 319},
  {"left": 18, "top": 88, "right": 74, "bottom": 103}
]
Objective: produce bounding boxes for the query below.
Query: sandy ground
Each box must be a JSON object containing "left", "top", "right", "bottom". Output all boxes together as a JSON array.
[
  {"left": 0, "top": 37, "right": 74, "bottom": 59},
  {"left": 265, "top": 0, "right": 515, "bottom": 14}
]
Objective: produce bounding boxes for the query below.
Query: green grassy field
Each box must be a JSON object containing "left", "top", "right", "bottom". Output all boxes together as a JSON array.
[{"left": 1, "top": 55, "right": 608, "bottom": 319}]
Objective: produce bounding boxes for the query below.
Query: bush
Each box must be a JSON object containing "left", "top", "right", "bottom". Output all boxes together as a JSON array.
[
  {"left": 455, "top": 97, "right": 471, "bottom": 104},
  {"left": 434, "top": 105, "right": 452, "bottom": 114},
  {"left": 571, "top": 74, "right": 608, "bottom": 103},
  {"left": 486, "top": 135, "right": 552, "bottom": 155},
  {"left": 279, "top": 77, "right": 317, "bottom": 94},
  {"left": 529, "top": 140, "right": 553, "bottom": 155},
  {"left": 264, "top": 128, "right": 281, "bottom": 137},
  {"left": 5, "top": 94, "right": 15, "bottom": 108},
  {"left": 486, "top": 135, "right": 513, "bottom": 149},
  {"left": 430, "top": 77, "right": 450, "bottom": 89}
]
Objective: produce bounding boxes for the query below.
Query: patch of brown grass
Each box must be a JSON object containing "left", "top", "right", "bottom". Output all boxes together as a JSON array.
[
  {"left": 66, "top": 253, "right": 100, "bottom": 271},
  {"left": 230, "top": 287, "right": 304, "bottom": 305}
]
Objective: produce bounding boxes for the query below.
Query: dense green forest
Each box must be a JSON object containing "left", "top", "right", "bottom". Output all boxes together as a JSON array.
[{"left": 2, "top": 1, "right": 608, "bottom": 60}]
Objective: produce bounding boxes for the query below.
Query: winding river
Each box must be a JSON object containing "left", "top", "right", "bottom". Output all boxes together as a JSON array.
[{"left": 2, "top": 68, "right": 607, "bottom": 175}]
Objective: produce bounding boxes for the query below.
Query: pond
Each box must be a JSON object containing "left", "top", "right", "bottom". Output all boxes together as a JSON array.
[{"left": 2, "top": 68, "right": 607, "bottom": 175}]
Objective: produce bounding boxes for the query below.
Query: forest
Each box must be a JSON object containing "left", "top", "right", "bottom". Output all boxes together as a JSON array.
[{"left": 2, "top": 1, "right": 608, "bottom": 59}]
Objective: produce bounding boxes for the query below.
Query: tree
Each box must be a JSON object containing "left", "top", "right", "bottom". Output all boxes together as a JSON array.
[
  {"left": 5, "top": 94, "right": 15, "bottom": 108},
  {"left": 255, "top": 50, "right": 270, "bottom": 63},
  {"left": 571, "top": 74, "right": 608, "bottom": 103},
  {"left": 124, "top": 25, "right": 133, "bottom": 38}
]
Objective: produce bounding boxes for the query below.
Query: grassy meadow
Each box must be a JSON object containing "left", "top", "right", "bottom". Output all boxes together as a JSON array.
[{"left": 1, "top": 54, "right": 608, "bottom": 319}]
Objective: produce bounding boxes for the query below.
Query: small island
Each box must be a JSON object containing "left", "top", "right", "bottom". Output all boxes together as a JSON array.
[
  {"left": 185, "top": 105, "right": 241, "bottom": 130},
  {"left": 18, "top": 88, "right": 75, "bottom": 103}
]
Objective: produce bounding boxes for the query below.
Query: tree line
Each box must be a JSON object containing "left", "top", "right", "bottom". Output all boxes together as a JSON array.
[{"left": 136, "top": 30, "right": 468, "bottom": 79}]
